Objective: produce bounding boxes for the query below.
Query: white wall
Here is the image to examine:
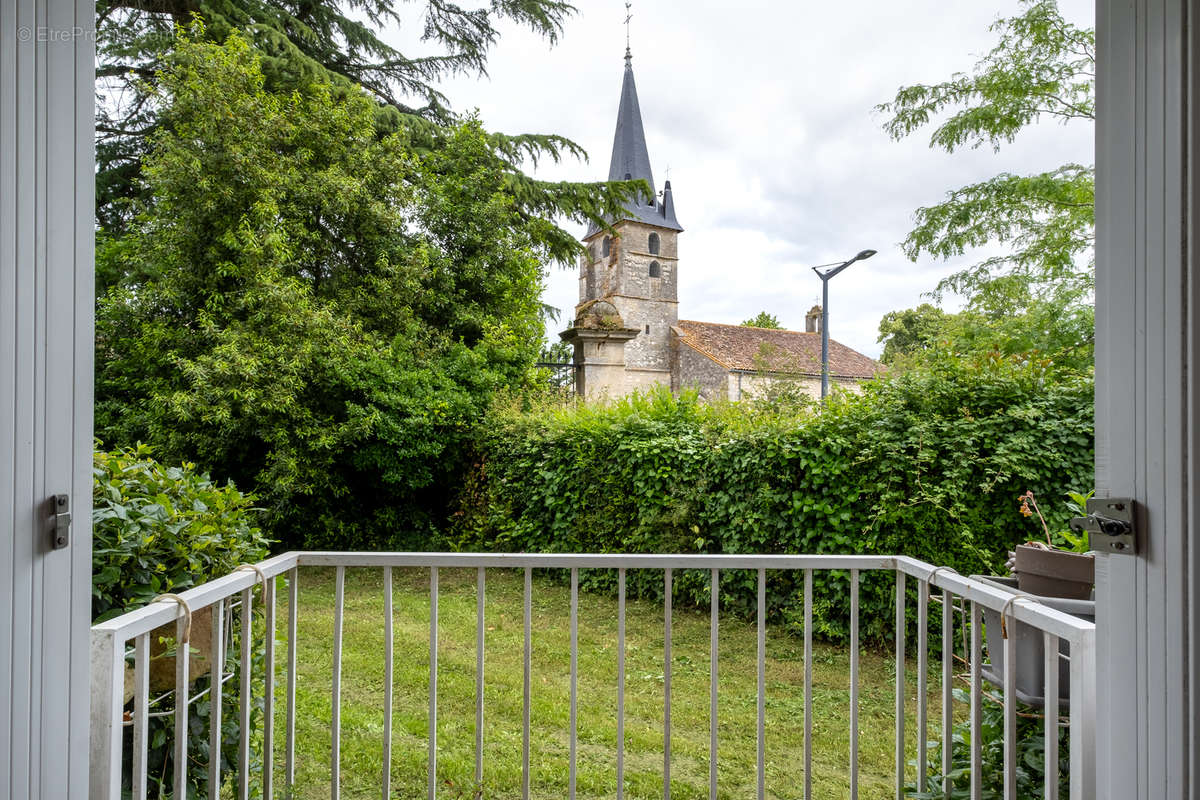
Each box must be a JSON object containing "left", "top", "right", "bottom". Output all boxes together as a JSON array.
[{"left": 0, "top": 0, "right": 94, "bottom": 796}]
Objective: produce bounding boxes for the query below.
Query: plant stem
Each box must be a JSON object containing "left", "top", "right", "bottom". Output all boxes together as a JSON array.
[{"left": 1029, "top": 495, "right": 1052, "bottom": 547}]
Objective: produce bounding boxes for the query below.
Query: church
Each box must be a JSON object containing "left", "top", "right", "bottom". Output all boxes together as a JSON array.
[{"left": 560, "top": 48, "right": 882, "bottom": 402}]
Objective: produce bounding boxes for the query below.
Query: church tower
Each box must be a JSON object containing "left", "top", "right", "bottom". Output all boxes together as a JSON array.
[{"left": 561, "top": 47, "right": 683, "bottom": 398}]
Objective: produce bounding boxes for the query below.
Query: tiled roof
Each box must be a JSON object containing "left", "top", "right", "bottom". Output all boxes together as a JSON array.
[{"left": 675, "top": 320, "right": 883, "bottom": 379}]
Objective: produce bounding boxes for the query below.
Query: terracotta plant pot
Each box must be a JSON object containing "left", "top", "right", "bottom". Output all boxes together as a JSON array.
[{"left": 1013, "top": 543, "right": 1094, "bottom": 600}]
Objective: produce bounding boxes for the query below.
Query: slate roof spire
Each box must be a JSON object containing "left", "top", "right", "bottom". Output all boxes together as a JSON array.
[
  {"left": 586, "top": 51, "right": 682, "bottom": 236},
  {"left": 608, "top": 51, "right": 655, "bottom": 191}
]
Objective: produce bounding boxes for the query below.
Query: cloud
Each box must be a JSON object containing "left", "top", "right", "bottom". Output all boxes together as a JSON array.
[{"left": 415, "top": 0, "right": 1095, "bottom": 358}]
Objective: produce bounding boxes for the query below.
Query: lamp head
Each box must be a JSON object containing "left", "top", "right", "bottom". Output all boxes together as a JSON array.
[{"left": 855, "top": 249, "right": 877, "bottom": 261}]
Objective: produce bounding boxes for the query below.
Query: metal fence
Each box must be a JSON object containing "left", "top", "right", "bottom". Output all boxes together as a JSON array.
[
  {"left": 534, "top": 361, "right": 578, "bottom": 395},
  {"left": 90, "top": 552, "right": 1095, "bottom": 800}
]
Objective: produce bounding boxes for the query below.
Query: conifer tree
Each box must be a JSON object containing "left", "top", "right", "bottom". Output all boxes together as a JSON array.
[{"left": 95, "top": 0, "right": 637, "bottom": 251}]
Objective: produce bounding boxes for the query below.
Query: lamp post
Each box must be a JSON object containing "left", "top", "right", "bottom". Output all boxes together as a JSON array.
[{"left": 811, "top": 249, "right": 876, "bottom": 399}]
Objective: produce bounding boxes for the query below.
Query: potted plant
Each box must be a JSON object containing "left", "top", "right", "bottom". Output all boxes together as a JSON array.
[
  {"left": 971, "top": 491, "right": 1096, "bottom": 708},
  {"left": 1011, "top": 490, "right": 1095, "bottom": 600}
]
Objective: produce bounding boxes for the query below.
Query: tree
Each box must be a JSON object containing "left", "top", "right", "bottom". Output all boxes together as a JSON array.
[
  {"left": 876, "top": 1, "right": 1094, "bottom": 318},
  {"left": 96, "top": 31, "right": 573, "bottom": 548},
  {"left": 877, "top": 298, "right": 1093, "bottom": 372},
  {"left": 741, "top": 311, "right": 784, "bottom": 329},
  {"left": 95, "top": 0, "right": 646, "bottom": 261},
  {"left": 876, "top": 304, "right": 948, "bottom": 364}
]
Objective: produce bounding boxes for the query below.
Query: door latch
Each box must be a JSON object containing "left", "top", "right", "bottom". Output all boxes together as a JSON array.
[
  {"left": 48, "top": 493, "right": 70, "bottom": 550},
  {"left": 1069, "top": 496, "right": 1137, "bottom": 555}
]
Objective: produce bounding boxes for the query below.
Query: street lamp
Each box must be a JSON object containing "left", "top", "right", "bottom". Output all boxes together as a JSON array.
[{"left": 811, "top": 249, "right": 876, "bottom": 400}]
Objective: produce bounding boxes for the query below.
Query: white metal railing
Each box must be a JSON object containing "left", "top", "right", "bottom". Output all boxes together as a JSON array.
[{"left": 89, "top": 552, "right": 1096, "bottom": 800}]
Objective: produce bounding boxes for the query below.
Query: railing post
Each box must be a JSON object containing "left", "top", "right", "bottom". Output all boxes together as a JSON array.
[
  {"left": 894, "top": 571, "right": 906, "bottom": 800},
  {"left": 850, "top": 569, "right": 860, "bottom": 800},
  {"left": 1069, "top": 630, "right": 1096, "bottom": 800},
  {"left": 89, "top": 628, "right": 124, "bottom": 800}
]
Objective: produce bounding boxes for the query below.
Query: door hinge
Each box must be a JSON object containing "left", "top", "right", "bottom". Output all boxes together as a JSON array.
[
  {"left": 48, "top": 493, "right": 71, "bottom": 550},
  {"left": 1069, "top": 496, "right": 1137, "bottom": 555}
]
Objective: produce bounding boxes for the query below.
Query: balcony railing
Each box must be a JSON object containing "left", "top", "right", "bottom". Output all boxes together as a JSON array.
[{"left": 89, "top": 552, "right": 1096, "bottom": 800}]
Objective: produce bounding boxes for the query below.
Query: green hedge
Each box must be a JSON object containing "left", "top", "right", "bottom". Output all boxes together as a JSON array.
[{"left": 453, "top": 357, "right": 1094, "bottom": 643}]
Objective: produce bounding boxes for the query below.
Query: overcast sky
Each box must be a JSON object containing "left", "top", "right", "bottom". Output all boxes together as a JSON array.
[{"left": 416, "top": 0, "right": 1094, "bottom": 359}]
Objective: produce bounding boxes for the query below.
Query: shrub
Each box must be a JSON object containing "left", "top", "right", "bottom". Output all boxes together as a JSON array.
[
  {"left": 907, "top": 689, "right": 1069, "bottom": 799},
  {"left": 93, "top": 443, "right": 270, "bottom": 621},
  {"left": 453, "top": 356, "right": 1094, "bottom": 643},
  {"left": 93, "top": 444, "right": 271, "bottom": 798}
]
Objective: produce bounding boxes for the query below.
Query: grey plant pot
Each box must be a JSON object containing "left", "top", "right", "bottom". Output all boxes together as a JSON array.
[
  {"left": 1013, "top": 544, "right": 1095, "bottom": 600},
  {"left": 969, "top": 575, "right": 1094, "bottom": 710}
]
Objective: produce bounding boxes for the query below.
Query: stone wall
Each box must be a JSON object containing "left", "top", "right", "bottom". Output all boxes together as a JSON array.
[
  {"left": 615, "top": 296, "right": 678, "bottom": 372},
  {"left": 672, "top": 338, "right": 729, "bottom": 401},
  {"left": 610, "top": 222, "right": 678, "bottom": 373},
  {"left": 623, "top": 367, "right": 673, "bottom": 394},
  {"left": 563, "top": 326, "right": 639, "bottom": 401},
  {"left": 729, "top": 371, "right": 866, "bottom": 401}
]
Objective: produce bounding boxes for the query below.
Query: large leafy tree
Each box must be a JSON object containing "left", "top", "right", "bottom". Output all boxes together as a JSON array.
[
  {"left": 96, "top": 31, "right": 586, "bottom": 547},
  {"left": 876, "top": 1, "right": 1094, "bottom": 327},
  {"left": 877, "top": 300, "right": 1093, "bottom": 371}
]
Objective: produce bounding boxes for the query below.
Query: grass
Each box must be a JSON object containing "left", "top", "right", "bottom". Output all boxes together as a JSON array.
[{"left": 275, "top": 567, "right": 944, "bottom": 800}]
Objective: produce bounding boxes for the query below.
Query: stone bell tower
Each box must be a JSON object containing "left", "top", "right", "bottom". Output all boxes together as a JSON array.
[{"left": 561, "top": 47, "right": 683, "bottom": 399}]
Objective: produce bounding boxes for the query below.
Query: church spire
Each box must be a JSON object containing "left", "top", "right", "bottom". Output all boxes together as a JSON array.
[
  {"left": 607, "top": 53, "right": 655, "bottom": 193},
  {"left": 586, "top": 41, "right": 682, "bottom": 236}
]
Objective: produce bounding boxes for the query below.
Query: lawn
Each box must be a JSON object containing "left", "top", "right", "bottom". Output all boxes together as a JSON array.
[{"left": 276, "top": 567, "right": 943, "bottom": 800}]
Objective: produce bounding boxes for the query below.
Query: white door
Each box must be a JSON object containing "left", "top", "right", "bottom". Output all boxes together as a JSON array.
[
  {"left": 0, "top": 0, "right": 94, "bottom": 797},
  {"left": 1094, "top": 0, "right": 1196, "bottom": 797}
]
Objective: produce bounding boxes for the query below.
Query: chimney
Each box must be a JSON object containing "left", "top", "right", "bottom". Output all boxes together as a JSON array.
[{"left": 805, "top": 305, "right": 822, "bottom": 333}]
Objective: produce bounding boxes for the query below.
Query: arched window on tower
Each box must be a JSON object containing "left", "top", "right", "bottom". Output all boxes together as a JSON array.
[
  {"left": 649, "top": 260, "right": 662, "bottom": 278},
  {"left": 648, "top": 233, "right": 660, "bottom": 255},
  {"left": 602, "top": 237, "right": 612, "bottom": 258}
]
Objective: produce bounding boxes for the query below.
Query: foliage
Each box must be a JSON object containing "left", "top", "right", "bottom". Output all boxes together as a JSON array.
[
  {"left": 877, "top": 298, "right": 1094, "bottom": 372},
  {"left": 94, "top": 0, "right": 615, "bottom": 237},
  {"left": 92, "top": 443, "right": 269, "bottom": 622},
  {"left": 878, "top": 304, "right": 950, "bottom": 364},
  {"left": 741, "top": 311, "right": 784, "bottom": 329},
  {"left": 453, "top": 357, "right": 1094, "bottom": 643},
  {"left": 907, "top": 689, "right": 1068, "bottom": 799},
  {"left": 92, "top": 444, "right": 270, "bottom": 799},
  {"left": 116, "top": 637, "right": 263, "bottom": 800},
  {"left": 876, "top": 0, "right": 1095, "bottom": 352},
  {"left": 95, "top": 32, "right": 582, "bottom": 549},
  {"left": 1018, "top": 489, "right": 1093, "bottom": 552}
]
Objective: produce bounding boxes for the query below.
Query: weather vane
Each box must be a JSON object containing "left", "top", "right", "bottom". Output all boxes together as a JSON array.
[{"left": 624, "top": 1, "right": 633, "bottom": 58}]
